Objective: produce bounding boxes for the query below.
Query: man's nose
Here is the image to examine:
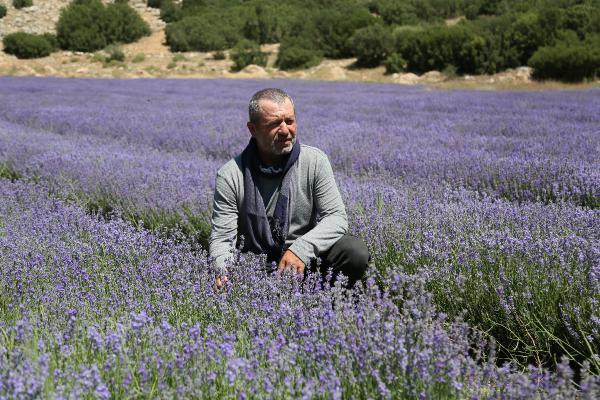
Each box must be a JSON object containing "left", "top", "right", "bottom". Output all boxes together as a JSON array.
[{"left": 277, "top": 121, "right": 289, "bottom": 134}]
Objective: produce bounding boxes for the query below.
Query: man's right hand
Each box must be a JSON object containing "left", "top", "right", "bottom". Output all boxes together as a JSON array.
[{"left": 215, "top": 275, "right": 228, "bottom": 290}]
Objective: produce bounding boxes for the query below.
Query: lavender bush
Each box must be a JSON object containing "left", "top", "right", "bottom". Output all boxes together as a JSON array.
[
  {"left": 1, "top": 180, "right": 599, "bottom": 399},
  {"left": 0, "top": 76, "right": 599, "bottom": 389}
]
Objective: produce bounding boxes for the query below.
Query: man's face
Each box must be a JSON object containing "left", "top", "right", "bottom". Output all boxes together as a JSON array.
[{"left": 247, "top": 98, "right": 297, "bottom": 164}]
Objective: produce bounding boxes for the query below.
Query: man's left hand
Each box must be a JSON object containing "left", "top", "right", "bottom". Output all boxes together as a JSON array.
[{"left": 278, "top": 250, "right": 305, "bottom": 274}]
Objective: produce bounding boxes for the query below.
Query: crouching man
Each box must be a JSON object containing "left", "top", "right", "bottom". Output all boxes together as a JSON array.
[{"left": 209, "top": 88, "right": 369, "bottom": 289}]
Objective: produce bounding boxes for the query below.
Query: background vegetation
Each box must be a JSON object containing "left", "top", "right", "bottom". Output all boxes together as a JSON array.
[
  {"left": 56, "top": 0, "right": 150, "bottom": 52},
  {"left": 161, "top": 0, "right": 600, "bottom": 81},
  {"left": 2, "top": 32, "right": 57, "bottom": 59},
  {"left": 2, "top": 0, "right": 599, "bottom": 81}
]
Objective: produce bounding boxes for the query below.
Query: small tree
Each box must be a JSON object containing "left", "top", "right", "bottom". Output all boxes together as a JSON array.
[
  {"left": 104, "top": 1, "right": 150, "bottom": 44},
  {"left": 0, "top": 4, "right": 7, "bottom": 19},
  {"left": 277, "top": 43, "right": 322, "bottom": 70},
  {"left": 12, "top": 0, "right": 32, "bottom": 9},
  {"left": 160, "top": 0, "right": 181, "bottom": 23},
  {"left": 57, "top": 0, "right": 149, "bottom": 52},
  {"left": 529, "top": 41, "right": 600, "bottom": 82},
  {"left": 56, "top": 0, "right": 107, "bottom": 51},
  {"left": 230, "top": 39, "right": 266, "bottom": 71},
  {"left": 3, "top": 32, "right": 54, "bottom": 59},
  {"left": 384, "top": 53, "right": 405, "bottom": 74},
  {"left": 351, "top": 24, "right": 393, "bottom": 68},
  {"left": 147, "top": 0, "right": 161, "bottom": 8}
]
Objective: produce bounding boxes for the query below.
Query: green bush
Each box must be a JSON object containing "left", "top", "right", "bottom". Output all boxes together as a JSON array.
[
  {"left": 503, "top": 12, "right": 547, "bottom": 66},
  {"left": 529, "top": 41, "right": 600, "bottom": 82},
  {"left": 351, "top": 24, "right": 393, "bottom": 68},
  {"left": 396, "top": 24, "right": 492, "bottom": 75},
  {"left": 57, "top": 0, "right": 150, "bottom": 52},
  {"left": 131, "top": 53, "right": 145, "bottom": 62},
  {"left": 105, "top": 44, "right": 125, "bottom": 62},
  {"left": 41, "top": 33, "right": 59, "bottom": 50},
  {"left": 0, "top": 4, "right": 7, "bottom": 19},
  {"left": 3, "top": 32, "right": 54, "bottom": 59},
  {"left": 160, "top": 0, "right": 181, "bottom": 23},
  {"left": 384, "top": 52, "right": 405, "bottom": 74},
  {"left": 373, "top": 0, "right": 419, "bottom": 25},
  {"left": 104, "top": 1, "right": 151, "bottom": 43},
  {"left": 242, "top": 4, "right": 281, "bottom": 44},
  {"left": 312, "top": 8, "right": 375, "bottom": 58},
  {"left": 230, "top": 39, "right": 266, "bottom": 71},
  {"left": 56, "top": 0, "right": 107, "bottom": 51},
  {"left": 165, "top": 15, "right": 238, "bottom": 52},
  {"left": 12, "top": 0, "right": 32, "bottom": 9},
  {"left": 147, "top": 0, "right": 161, "bottom": 8},
  {"left": 276, "top": 38, "right": 322, "bottom": 70},
  {"left": 212, "top": 50, "right": 226, "bottom": 60}
]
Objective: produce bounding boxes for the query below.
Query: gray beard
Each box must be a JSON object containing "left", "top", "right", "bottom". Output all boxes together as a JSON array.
[{"left": 270, "top": 136, "right": 296, "bottom": 155}]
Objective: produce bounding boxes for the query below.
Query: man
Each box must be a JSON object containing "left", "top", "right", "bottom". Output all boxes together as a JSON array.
[{"left": 209, "top": 88, "right": 369, "bottom": 289}]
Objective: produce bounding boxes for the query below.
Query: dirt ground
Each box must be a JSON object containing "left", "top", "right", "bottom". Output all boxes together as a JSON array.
[{"left": 1, "top": 6, "right": 598, "bottom": 91}]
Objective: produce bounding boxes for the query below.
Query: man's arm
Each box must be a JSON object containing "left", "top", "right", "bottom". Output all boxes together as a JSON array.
[
  {"left": 288, "top": 153, "right": 348, "bottom": 266},
  {"left": 209, "top": 170, "right": 239, "bottom": 275}
]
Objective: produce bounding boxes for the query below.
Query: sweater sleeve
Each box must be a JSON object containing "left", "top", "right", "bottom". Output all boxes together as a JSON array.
[
  {"left": 288, "top": 153, "right": 348, "bottom": 265},
  {"left": 209, "top": 169, "right": 239, "bottom": 274}
]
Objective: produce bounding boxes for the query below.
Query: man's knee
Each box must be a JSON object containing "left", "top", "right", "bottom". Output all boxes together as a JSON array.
[{"left": 328, "top": 234, "right": 370, "bottom": 279}]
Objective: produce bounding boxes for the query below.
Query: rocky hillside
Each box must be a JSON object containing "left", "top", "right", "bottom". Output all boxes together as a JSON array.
[
  {"left": 0, "top": 1, "right": 164, "bottom": 39},
  {"left": 0, "top": 1, "right": 595, "bottom": 90}
]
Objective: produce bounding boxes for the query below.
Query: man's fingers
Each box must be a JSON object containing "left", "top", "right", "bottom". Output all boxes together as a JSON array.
[{"left": 215, "top": 276, "right": 228, "bottom": 289}]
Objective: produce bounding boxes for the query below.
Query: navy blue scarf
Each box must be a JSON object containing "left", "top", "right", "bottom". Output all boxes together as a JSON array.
[{"left": 241, "top": 137, "right": 301, "bottom": 263}]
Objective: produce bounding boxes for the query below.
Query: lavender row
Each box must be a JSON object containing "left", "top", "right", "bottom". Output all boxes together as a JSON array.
[
  {"left": 5, "top": 180, "right": 597, "bottom": 398},
  {"left": 0, "top": 118, "right": 217, "bottom": 223},
  {"left": 339, "top": 175, "right": 600, "bottom": 368},
  {"left": 1, "top": 77, "right": 599, "bottom": 206}
]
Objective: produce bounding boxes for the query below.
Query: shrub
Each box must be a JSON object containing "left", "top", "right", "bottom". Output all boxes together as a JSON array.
[
  {"left": 397, "top": 24, "right": 490, "bottom": 75},
  {"left": 105, "top": 45, "right": 125, "bottom": 62},
  {"left": 57, "top": 0, "right": 150, "bottom": 52},
  {"left": 351, "top": 24, "right": 393, "bottom": 68},
  {"left": 504, "top": 12, "right": 548, "bottom": 66},
  {"left": 159, "top": 0, "right": 181, "bottom": 23},
  {"left": 12, "top": 0, "right": 32, "bottom": 9},
  {"left": 104, "top": 2, "right": 151, "bottom": 44},
  {"left": 276, "top": 39, "right": 322, "bottom": 70},
  {"left": 131, "top": 53, "right": 145, "bottom": 63},
  {"left": 375, "top": 0, "right": 418, "bottom": 25},
  {"left": 3, "top": 32, "right": 54, "bottom": 59},
  {"left": 0, "top": 4, "right": 7, "bottom": 19},
  {"left": 41, "top": 33, "right": 59, "bottom": 51},
  {"left": 165, "top": 15, "right": 237, "bottom": 52},
  {"left": 384, "top": 52, "right": 405, "bottom": 74},
  {"left": 242, "top": 4, "right": 281, "bottom": 44},
  {"left": 212, "top": 50, "right": 226, "bottom": 60},
  {"left": 56, "top": 0, "right": 107, "bottom": 51},
  {"left": 230, "top": 39, "right": 266, "bottom": 72},
  {"left": 172, "top": 53, "right": 187, "bottom": 62},
  {"left": 147, "top": 0, "right": 161, "bottom": 8},
  {"left": 312, "top": 8, "right": 375, "bottom": 58},
  {"left": 529, "top": 41, "right": 600, "bottom": 82}
]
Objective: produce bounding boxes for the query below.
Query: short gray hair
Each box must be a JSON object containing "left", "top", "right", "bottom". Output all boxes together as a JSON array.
[{"left": 248, "top": 88, "right": 295, "bottom": 124}]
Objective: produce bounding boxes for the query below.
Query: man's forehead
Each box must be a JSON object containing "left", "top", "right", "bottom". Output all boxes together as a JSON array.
[{"left": 258, "top": 98, "right": 294, "bottom": 117}]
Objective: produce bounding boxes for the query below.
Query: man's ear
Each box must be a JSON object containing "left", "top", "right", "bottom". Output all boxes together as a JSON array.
[{"left": 247, "top": 121, "right": 256, "bottom": 137}]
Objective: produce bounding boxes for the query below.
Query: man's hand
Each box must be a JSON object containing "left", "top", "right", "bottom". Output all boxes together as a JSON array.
[
  {"left": 278, "top": 250, "right": 305, "bottom": 274},
  {"left": 215, "top": 275, "right": 228, "bottom": 290}
]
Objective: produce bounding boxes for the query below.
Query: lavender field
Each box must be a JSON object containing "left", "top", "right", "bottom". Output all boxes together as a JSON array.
[{"left": 0, "top": 77, "right": 599, "bottom": 398}]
